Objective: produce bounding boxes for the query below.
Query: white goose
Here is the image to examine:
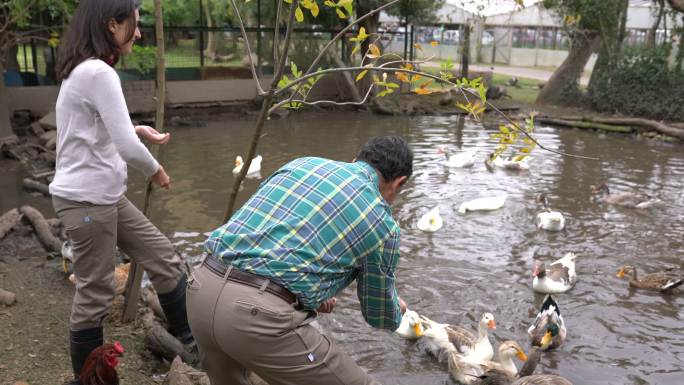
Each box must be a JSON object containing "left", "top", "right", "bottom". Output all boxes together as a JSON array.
[
  {"left": 420, "top": 313, "right": 496, "bottom": 364},
  {"left": 417, "top": 207, "right": 443, "bottom": 232},
  {"left": 395, "top": 310, "right": 424, "bottom": 340},
  {"left": 487, "top": 154, "right": 533, "bottom": 171},
  {"left": 458, "top": 194, "right": 507, "bottom": 214},
  {"left": 448, "top": 340, "right": 528, "bottom": 384},
  {"left": 232, "top": 155, "right": 262, "bottom": 176},
  {"left": 439, "top": 148, "right": 477, "bottom": 168},
  {"left": 532, "top": 253, "right": 577, "bottom": 294},
  {"left": 536, "top": 193, "right": 565, "bottom": 231}
]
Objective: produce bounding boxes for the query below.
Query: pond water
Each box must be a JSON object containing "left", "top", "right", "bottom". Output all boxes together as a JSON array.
[{"left": 3, "top": 111, "right": 683, "bottom": 384}]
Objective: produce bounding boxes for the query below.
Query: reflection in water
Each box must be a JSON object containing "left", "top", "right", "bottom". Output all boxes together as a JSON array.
[{"left": 5, "top": 111, "right": 682, "bottom": 384}]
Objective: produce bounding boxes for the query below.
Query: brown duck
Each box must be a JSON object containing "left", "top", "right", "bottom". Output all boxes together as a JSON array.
[
  {"left": 590, "top": 183, "right": 655, "bottom": 208},
  {"left": 616, "top": 265, "right": 683, "bottom": 292}
]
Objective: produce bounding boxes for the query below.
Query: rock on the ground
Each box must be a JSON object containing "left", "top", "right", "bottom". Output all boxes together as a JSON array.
[
  {"left": 39, "top": 111, "right": 57, "bottom": 131},
  {"left": 0, "top": 288, "right": 17, "bottom": 306}
]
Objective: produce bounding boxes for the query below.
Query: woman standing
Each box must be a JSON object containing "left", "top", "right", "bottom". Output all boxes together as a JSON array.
[{"left": 52, "top": 1, "right": 194, "bottom": 383}]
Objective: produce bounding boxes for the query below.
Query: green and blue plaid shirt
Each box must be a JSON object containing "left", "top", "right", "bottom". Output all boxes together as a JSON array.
[{"left": 205, "top": 157, "right": 402, "bottom": 330}]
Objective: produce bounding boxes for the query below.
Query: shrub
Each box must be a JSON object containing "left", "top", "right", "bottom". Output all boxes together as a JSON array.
[{"left": 586, "top": 47, "right": 684, "bottom": 121}]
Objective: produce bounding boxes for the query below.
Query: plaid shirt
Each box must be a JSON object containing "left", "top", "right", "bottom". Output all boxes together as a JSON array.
[{"left": 205, "top": 157, "right": 402, "bottom": 330}]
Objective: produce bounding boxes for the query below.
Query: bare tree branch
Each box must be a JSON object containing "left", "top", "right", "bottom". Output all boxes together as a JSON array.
[
  {"left": 229, "top": 0, "right": 264, "bottom": 95},
  {"left": 274, "top": 65, "right": 597, "bottom": 160},
  {"left": 273, "top": 0, "right": 283, "bottom": 65}
]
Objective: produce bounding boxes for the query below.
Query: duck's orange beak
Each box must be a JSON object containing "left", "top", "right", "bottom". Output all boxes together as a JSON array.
[
  {"left": 516, "top": 349, "right": 527, "bottom": 361},
  {"left": 413, "top": 323, "right": 424, "bottom": 337},
  {"left": 487, "top": 320, "right": 496, "bottom": 329},
  {"left": 541, "top": 330, "right": 553, "bottom": 348}
]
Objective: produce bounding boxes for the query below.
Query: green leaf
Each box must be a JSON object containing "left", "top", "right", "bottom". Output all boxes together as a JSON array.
[
  {"left": 386, "top": 82, "right": 399, "bottom": 89},
  {"left": 356, "top": 70, "right": 368, "bottom": 82}
]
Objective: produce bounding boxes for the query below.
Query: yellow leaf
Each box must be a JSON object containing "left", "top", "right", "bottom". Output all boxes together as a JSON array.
[
  {"left": 412, "top": 74, "right": 422, "bottom": 82},
  {"left": 295, "top": 6, "right": 304, "bottom": 22},
  {"left": 356, "top": 70, "right": 368, "bottom": 82},
  {"left": 430, "top": 41, "right": 439, "bottom": 47},
  {"left": 414, "top": 88, "right": 432, "bottom": 95},
  {"left": 401, "top": 63, "right": 413, "bottom": 71},
  {"left": 310, "top": 2, "right": 319, "bottom": 17},
  {"left": 395, "top": 72, "right": 410, "bottom": 83},
  {"left": 414, "top": 43, "right": 423, "bottom": 51},
  {"left": 520, "top": 147, "right": 531, "bottom": 153},
  {"left": 369, "top": 43, "right": 381, "bottom": 57},
  {"left": 336, "top": 7, "right": 347, "bottom": 19},
  {"left": 351, "top": 44, "right": 360, "bottom": 55}
]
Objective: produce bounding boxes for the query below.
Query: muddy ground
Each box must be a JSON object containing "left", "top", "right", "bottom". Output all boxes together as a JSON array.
[{"left": 0, "top": 228, "right": 168, "bottom": 384}]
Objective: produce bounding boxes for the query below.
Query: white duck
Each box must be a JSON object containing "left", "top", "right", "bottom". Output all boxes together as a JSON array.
[
  {"left": 232, "top": 155, "right": 262, "bottom": 176},
  {"left": 458, "top": 194, "right": 507, "bottom": 214},
  {"left": 420, "top": 313, "right": 497, "bottom": 364},
  {"left": 536, "top": 193, "right": 565, "bottom": 231},
  {"left": 487, "top": 154, "right": 533, "bottom": 171},
  {"left": 395, "top": 310, "right": 424, "bottom": 340},
  {"left": 448, "top": 340, "right": 528, "bottom": 384},
  {"left": 417, "top": 207, "right": 443, "bottom": 232},
  {"left": 532, "top": 253, "right": 577, "bottom": 294},
  {"left": 439, "top": 148, "right": 477, "bottom": 168}
]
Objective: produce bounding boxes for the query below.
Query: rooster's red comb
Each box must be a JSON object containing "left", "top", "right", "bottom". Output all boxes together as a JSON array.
[{"left": 113, "top": 341, "right": 124, "bottom": 354}]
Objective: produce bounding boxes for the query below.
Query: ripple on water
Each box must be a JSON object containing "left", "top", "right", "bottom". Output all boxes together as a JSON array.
[{"left": 122, "top": 112, "right": 684, "bottom": 385}]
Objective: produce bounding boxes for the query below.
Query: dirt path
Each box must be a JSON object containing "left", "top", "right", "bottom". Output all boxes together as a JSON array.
[
  {"left": 0, "top": 231, "right": 162, "bottom": 384},
  {"left": 424, "top": 61, "right": 591, "bottom": 86}
]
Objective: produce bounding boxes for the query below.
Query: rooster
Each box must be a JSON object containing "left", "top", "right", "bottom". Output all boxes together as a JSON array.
[{"left": 79, "top": 341, "right": 124, "bottom": 385}]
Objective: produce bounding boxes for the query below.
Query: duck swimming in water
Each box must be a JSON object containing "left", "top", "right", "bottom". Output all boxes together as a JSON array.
[{"left": 532, "top": 253, "right": 577, "bottom": 294}]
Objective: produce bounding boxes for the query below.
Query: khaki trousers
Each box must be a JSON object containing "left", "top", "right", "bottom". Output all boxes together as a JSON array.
[
  {"left": 53, "top": 195, "right": 183, "bottom": 330},
  {"left": 186, "top": 264, "right": 380, "bottom": 385}
]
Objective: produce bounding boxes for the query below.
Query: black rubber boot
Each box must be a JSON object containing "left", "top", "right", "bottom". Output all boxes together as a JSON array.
[
  {"left": 68, "top": 326, "right": 103, "bottom": 383},
  {"left": 157, "top": 274, "right": 195, "bottom": 346}
]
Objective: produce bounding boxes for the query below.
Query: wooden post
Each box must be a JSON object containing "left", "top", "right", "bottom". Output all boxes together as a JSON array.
[
  {"left": 460, "top": 22, "right": 470, "bottom": 79},
  {"left": 122, "top": 0, "right": 167, "bottom": 323}
]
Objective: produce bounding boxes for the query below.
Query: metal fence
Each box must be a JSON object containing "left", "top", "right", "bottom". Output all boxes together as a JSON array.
[{"left": 9, "top": 25, "right": 415, "bottom": 87}]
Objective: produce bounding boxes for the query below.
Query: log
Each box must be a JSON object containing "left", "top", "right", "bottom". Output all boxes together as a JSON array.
[
  {"left": 537, "top": 117, "right": 634, "bottom": 133},
  {"left": 22, "top": 178, "right": 50, "bottom": 195},
  {"left": 0, "top": 208, "right": 22, "bottom": 240},
  {"left": 141, "top": 286, "right": 167, "bottom": 322},
  {"left": 538, "top": 115, "right": 684, "bottom": 140},
  {"left": 141, "top": 309, "right": 194, "bottom": 363},
  {"left": 0, "top": 288, "right": 17, "bottom": 306},
  {"left": 19, "top": 205, "right": 62, "bottom": 253}
]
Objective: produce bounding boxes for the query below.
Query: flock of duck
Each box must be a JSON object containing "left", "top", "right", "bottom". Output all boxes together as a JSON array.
[{"left": 404, "top": 148, "right": 683, "bottom": 384}]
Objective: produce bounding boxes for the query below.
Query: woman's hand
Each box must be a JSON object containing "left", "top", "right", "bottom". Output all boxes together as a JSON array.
[
  {"left": 151, "top": 165, "right": 170, "bottom": 189},
  {"left": 135, "top": 125, "right": 170, "bottom": 145}
]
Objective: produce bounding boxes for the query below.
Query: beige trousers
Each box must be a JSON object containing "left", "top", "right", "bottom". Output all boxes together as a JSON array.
[
  {"left": 186, "top": 264, "right": 381, "bottom": 385},
  {"left": 53, "top": 195, "right": 183, "bottom": 330}
]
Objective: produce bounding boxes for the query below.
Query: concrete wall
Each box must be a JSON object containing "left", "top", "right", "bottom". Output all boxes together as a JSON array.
[{"left": 7, "top": 78, "right": 266, "bottom": 115}]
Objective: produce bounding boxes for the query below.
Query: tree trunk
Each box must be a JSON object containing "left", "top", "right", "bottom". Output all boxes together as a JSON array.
[
  {"left": 0, "top": 59, "right": 14, "bottom": 141},
  {"left": 203, "top": 1, "right": 216, "bottom": 60},
  {"left": 154, "top": 0, "right": 166, "bottom": 131},
  {"left": 588, "top": 0, "right": 629, "bottom": 92},
  {"left": 646, "top": 0, "right": 665, "bottom": 49},
  {"left": 536, "top": 32, "right": 599, "bottom": 105}
]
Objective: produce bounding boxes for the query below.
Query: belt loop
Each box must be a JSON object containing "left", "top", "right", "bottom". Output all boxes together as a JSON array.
[
  {"left": 258, "top": 279, "right": 268, "bottom": 294},
  {"left": 224, "top": 265, "right": 233, "bottom": 281}
]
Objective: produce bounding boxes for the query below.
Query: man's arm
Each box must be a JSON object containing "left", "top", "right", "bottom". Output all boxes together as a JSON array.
[{"left": 356, "top": 232, "right": 403, "bottom": 331}]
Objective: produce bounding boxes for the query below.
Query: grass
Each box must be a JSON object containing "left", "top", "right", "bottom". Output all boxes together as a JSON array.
[{"left": 490, "top": 73, "right": 542, "bottom": 105}]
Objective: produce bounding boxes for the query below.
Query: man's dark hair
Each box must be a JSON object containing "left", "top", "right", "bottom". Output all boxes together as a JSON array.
[
  {"left": 356, "top": 136, "right": 413, "bottom": 182},
  {"left": 57, "top": 0, "right": 140, "bottom": 80}
]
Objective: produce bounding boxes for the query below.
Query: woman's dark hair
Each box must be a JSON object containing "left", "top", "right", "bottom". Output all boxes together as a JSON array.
[
  {"left": 356, "top": 136, "right": 413, "bottom": 182},
  {"left": 57, "top": 0, "right": 140, "bottom": 79}
]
